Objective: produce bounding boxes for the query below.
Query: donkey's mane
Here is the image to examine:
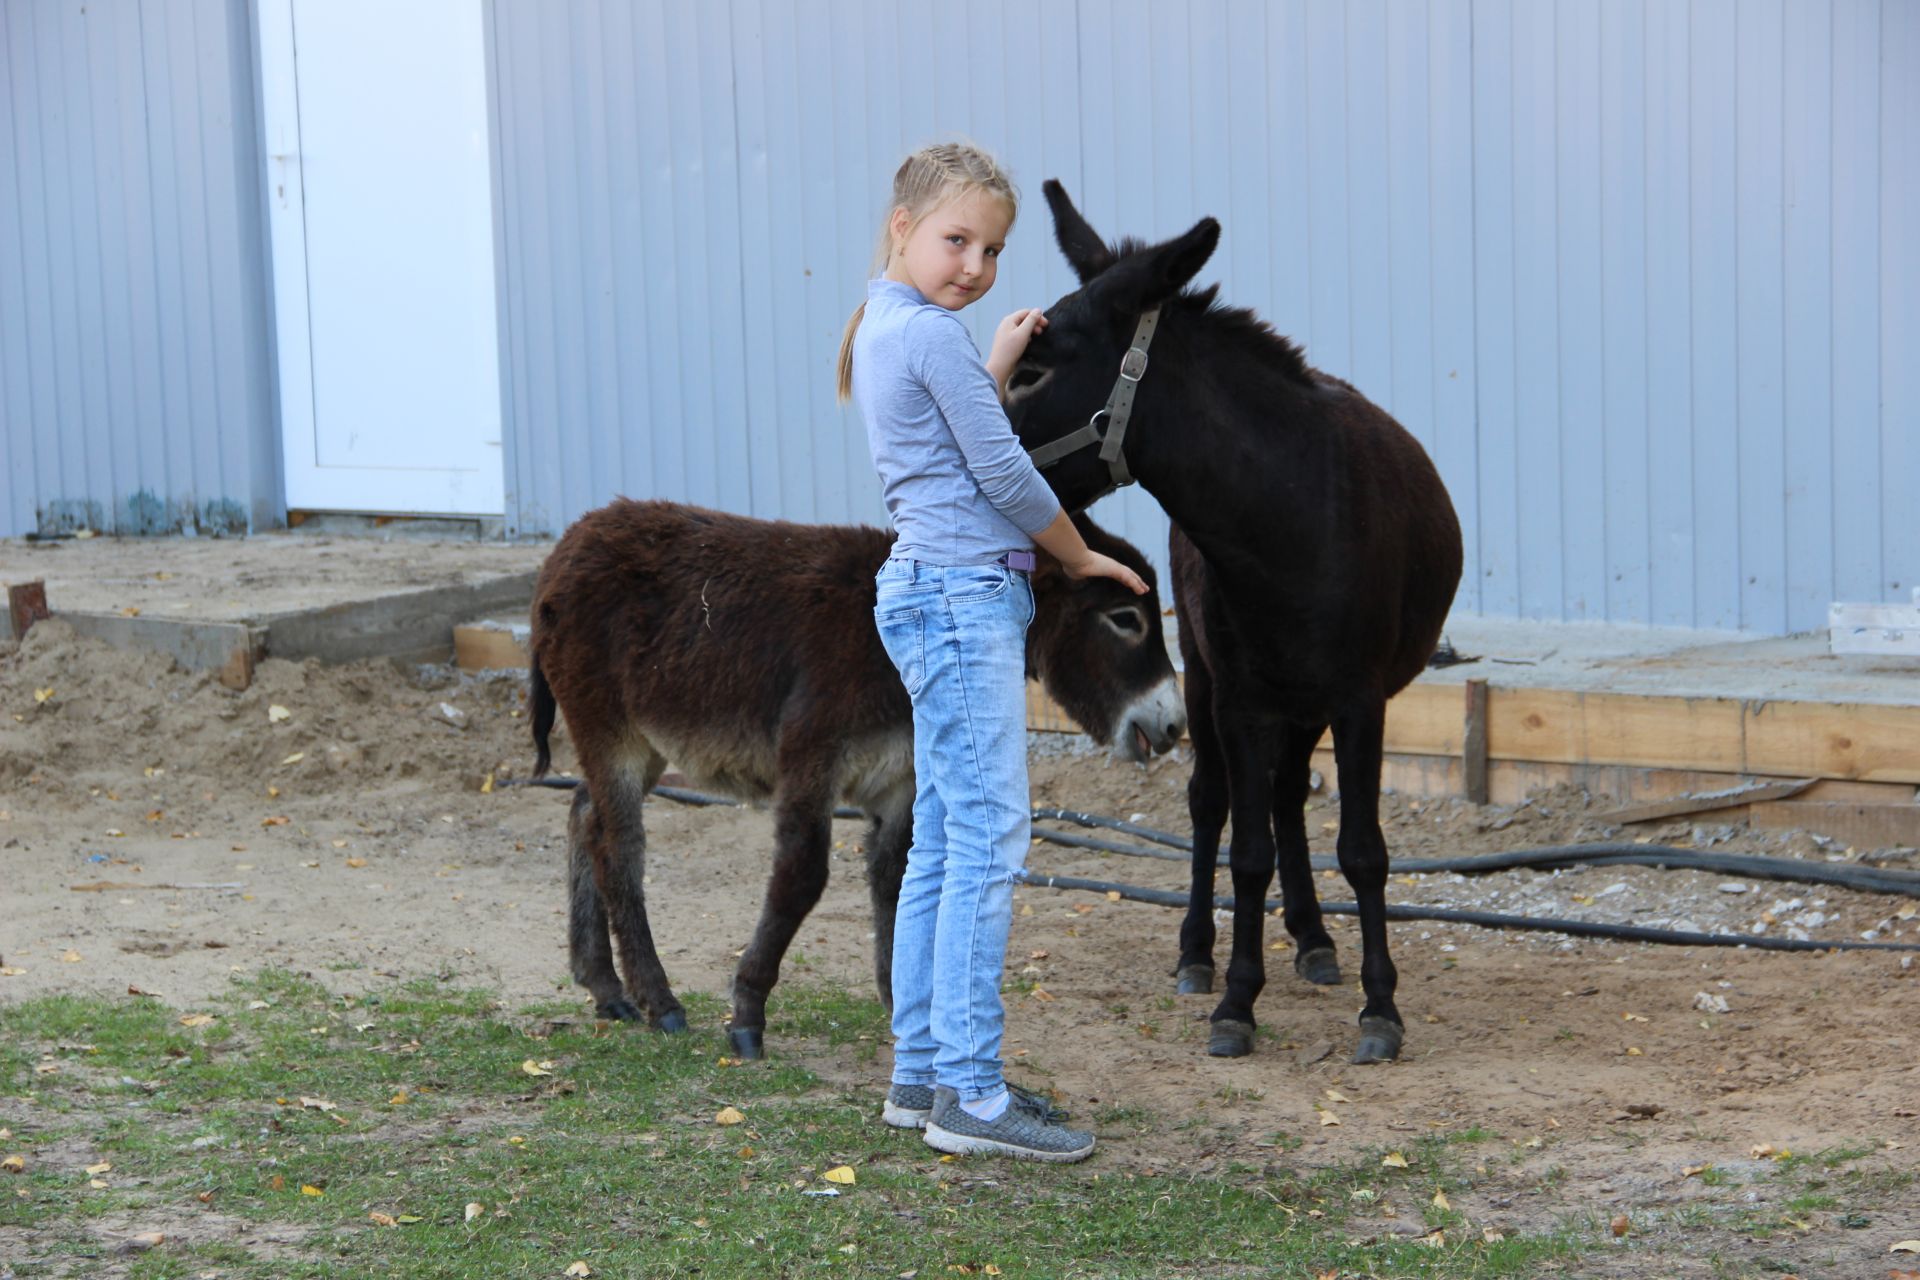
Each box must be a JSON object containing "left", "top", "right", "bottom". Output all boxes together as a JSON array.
[{"left": 1107, "top": 237, "right": 1313, "bottom": 387}]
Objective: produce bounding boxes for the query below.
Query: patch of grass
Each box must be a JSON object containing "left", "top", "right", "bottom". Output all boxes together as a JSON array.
[{"left": 0, "top": 973, "right": 1595, "bottom": 1279}]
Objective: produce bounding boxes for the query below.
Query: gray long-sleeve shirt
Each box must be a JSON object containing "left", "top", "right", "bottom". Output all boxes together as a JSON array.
[{"left": 853, "top": 278, "right": 1061, "bottom": 565}]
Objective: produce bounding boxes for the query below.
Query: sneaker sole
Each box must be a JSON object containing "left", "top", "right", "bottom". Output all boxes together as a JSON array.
[
  {"left": 882, "top": 1101, "right": 931, "bottom": 1130},
  {"left": 922, "top": 1120, "right": 1095, "bottom": 1163}
]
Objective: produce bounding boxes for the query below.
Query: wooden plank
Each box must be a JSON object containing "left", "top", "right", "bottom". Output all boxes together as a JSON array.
[
  {"left": 1744, "top": 700, "right": 1920, "bottom": 785},
  {"left": 1487, "top": 688, "right": 1749, "bottom": 772},
  {"left": 1595, "top": 778, "right": 1815, "bottom": 826},
  {"left": 453, "top": 623, "right": 529, "bottom": 672},
  {"left": 1463, "top": 678, "right": 1490, "bottom": 804},
  {"left": 1828, "top": 602, "right": 1920, "bottom": 655},
  {"left": 1749, "top": 800, "right": 1920, "bottom": 850}
]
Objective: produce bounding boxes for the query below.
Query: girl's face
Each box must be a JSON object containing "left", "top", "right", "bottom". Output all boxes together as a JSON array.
[{"left": 885, "top": 188, "right": 1014, "bottom": 311}]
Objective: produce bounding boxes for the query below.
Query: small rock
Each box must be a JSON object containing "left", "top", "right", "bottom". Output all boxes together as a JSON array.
[
  {"left": 1692, "top": 992, "right": 1730, "bottom": 1015},
  {"left": 430, "top": 702, "right": 468, "bottom": 730},
  {"left": 1296, "top": 1040, "right": 1334, "bottom": 1066},
  {"left": 115, "top": 1232, "right": 165, "bottom": 1255},
  {"left": 1717, "top": 883, "right": 1749, "bottom": 894}
]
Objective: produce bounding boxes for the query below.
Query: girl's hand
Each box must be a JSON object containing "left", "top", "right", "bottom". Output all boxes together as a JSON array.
[
  {"left": 1062, "top": 549, "right": 1149, "bottom": 595},
  {"left": 987, "top": 307, "right": 1048, "bottom": 389}
]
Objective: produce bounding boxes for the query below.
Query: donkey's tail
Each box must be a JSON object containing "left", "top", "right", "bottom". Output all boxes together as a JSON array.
[{"left": 530, "top": 656, "right": 557, "bottom": 779}]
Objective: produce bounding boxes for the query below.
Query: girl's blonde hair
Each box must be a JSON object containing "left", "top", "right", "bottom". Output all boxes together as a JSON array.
[{"left": 836, "top": 142, "right": 1019, "bottom": 402}]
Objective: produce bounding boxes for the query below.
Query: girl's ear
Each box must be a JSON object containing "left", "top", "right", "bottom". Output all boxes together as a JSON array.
[
  {"left": 1092, "top": 216, "right": 1221, "bottom": 314},
  {"left": 1043, "top": 180, "right": 1116, "bottom": 283},
  {"left": 887, "top": 205, "right": 913, "bottom": 258}
]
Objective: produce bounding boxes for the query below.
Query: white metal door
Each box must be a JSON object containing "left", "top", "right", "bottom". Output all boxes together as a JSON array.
[{"left": 260, "top": 0, "right": 504, "bottom": 515}]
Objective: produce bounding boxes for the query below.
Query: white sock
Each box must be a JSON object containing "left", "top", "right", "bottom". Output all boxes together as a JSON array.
[{"left": 959, "top": 1088, "right": 1010, "bottom": 1122}]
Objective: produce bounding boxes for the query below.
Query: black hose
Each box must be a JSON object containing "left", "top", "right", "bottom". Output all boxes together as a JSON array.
[
  {"left": 1021, "top": 872, "right": 1920, "bottom": 954},
  {"left": 502, "top": 779, "right": 1920, "bottom": 939}
]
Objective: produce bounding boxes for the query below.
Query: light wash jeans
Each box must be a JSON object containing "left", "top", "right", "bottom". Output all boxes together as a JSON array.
[{"left": 873, "top": 556, "right": 1036, "bottom": 1103}]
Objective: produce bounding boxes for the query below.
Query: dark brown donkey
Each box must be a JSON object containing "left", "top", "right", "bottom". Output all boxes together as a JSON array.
[
  {"left": 529, "top": 498, "right": 1184, "bottom": 1059},
  {"left": 1004, "top": 184, "right": 1463, "bottom": 1065}
]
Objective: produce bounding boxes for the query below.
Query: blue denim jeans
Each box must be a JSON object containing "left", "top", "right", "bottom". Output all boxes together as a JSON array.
[{"left": 873, "top": 556, "right": 1036, "bottom": 1103}]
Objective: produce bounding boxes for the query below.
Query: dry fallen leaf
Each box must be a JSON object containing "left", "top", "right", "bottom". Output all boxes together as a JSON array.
[
  {"left": 298, "top": 1097, "right": 336, "bottom": 1112},
  {"left": 1416, "top": 1230, "right": 1445, "bottom": 1247},
  {"left": 89, "top": 1178, "right": 108, "bottom": 1189},
  {"left": 260, "top": 815, "right": 290, "bottom": 827},
  {"left": 714, "top": 1106, "right": 745, "bottom": 1126},
  {"left": 520, "top": 1059, "right": 555, "bottom": 1077},
  {"left": 1432, "top": 1188, "right": 1450, "bottom": 1211},
  {"left": 1318, "top": 1110, "right": 1342, "bottom": 1127},
  {"left": 1611, "top": 1214, "right": 1631, "bottom": 1237},
  {"left": 345, "top": 858, "right": 367, "bottom": 869},
  {"left": 2, "top": 1155, "right": 24, "bottom": 1173},
  {"left": 179, "top": 1014, "right": 216, "bottom": 1028},
  {"left": 34, "top": 687, "right": 56, "bottom": 703},
  {"left": 268, "top": 704, "right": 291, "bottom": 722},
  {"left": 480, "top": 772, "right": 495, "bottom": 794},
  {"left": 1893, "top": 1241, "right": 1920, "bottom": 1254},
  {"left": 269, "top": 1174, "right": 285, "bottom": 1191},
  {"left": 0, "top": 967, "right": 25, "bottom": 977},
  {"left": 85, "top": 1161, "right": 111, "bottom": 1175},
  {"left": 823, "top": 1166, "right": 856, "bottom": 1185},
  {"left": 465, "top": 1201, "right": 484, "bottom": 1222},
  {"left": 368, "top": 1212, "right": 398, "bottom": 1227},
  {"left": 1681, "top": 1163, "right": 1709, "bottom": 1177},
  {"left": 1324, "top": 1088, "right": 1351, "bottom": 1104},
  {"left": 1382, "top": 1152, "right": 1409, "bottom": 1169},
  {"left": 61, "top": 949, "right": 82, "bottom": 963},
  {"left": 566, "top": 1264, "right": 593, "bottom": 1278},
  {"left": 119, "top": 1231, "right": 165, "bottom": 1252},
  {"left": 1105, "top": 890, "right": 1122, "bottom": 902},
  {"left": 1482, "top": 1227, "right": 1506, "bottom": 1243},
  {"left": 301, "top": 1184, "right": 324, "bottom": 1196}
]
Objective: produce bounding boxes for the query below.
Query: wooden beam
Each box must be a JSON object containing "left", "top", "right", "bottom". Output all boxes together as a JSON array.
[
  {"left": 1594, "top": 778, "right": 1816, "bottom": 826},
  {"left": 1748, "top": 800, "right": 1920, "bottom": 850},
  {"left": 1462, "top": 678, "right": 1489, "bottom": 804}
]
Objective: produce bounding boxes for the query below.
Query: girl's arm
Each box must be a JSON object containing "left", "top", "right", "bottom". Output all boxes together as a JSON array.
[{"left": 1030, "top": 509, "right": 1149, "bottom": 595}]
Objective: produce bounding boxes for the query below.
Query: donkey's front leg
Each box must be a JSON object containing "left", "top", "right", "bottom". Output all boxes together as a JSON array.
[
  {"left": 1174, "top": 661, "right": 1228, "bottom": 995},
  {"left": 1207, "top": 722, "right": 1279, "bottom": 1058},
  {"left": 1332, "top": 703, "right": 1402, "bottom": 1064},
  {"left": 728, "top": 789, "right": 834, "bottom": 1060},
  {"left": 862, "top": 797, "right": 913, "bottom": 1012}
]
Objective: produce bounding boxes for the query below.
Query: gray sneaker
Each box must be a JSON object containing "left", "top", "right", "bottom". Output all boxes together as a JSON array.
[
  {"left": 922, "top": 1085, "right": 1096, "bottom": 1162},
  {"left": 883, "top": 1081, "right": 1068, "bottom": 1130},
  {"left": 882, "top": 1082, "right": 936, "bottom": 1129}
]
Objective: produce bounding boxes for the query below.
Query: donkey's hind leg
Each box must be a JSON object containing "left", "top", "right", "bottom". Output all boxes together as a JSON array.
[
  {"left": 567, "top": 786, "right": 640, "bottom": 1022},
  {"left": 586, "top": 751, "right": 685, "bottom": 1033},
  {"left": 727, "top": 780, "right": 834, "bottom": 1060},
  {"left": 1273, "top": 720, "right": 1342, "bottom": 986},
  {"left": 1331, "top": 702, "right": 1402, "bottom": 1064},
  {"left": 1174, "top": 660, "right": 1227, "bottom": 996}
]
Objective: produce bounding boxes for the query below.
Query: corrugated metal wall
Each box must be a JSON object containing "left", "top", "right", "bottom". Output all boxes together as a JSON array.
[
  {"left": 490, "top": 0, "right": 1917, "bottom": 634},
  {"left": 0, "top": 0, "right": 278, "bottom": 538}
]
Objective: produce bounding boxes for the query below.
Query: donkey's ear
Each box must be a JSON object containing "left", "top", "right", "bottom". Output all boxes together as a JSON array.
[
  {"left": 1044, "top": 180, "right": 1115, "bottom": 282},
  {"left": 1097, "top": 216, "right": 1220, "bottom": 313}
]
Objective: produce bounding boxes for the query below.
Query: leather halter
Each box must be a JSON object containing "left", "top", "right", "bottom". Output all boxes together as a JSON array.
[{"left": 1023, "top": 308, "right": 1160, "bottom": 508}]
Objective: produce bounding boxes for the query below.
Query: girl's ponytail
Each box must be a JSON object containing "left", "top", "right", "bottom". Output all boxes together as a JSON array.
[{"left": 835, "top": 301, "right": 866, "bottom": 403}]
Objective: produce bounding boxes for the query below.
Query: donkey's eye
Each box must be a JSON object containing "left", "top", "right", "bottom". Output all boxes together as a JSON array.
[
  {"left": 1102, "top": 607, "right": 1145, "bottom": 637},
  {"left": 1007, "top": 365, "right": 1047, "bottom": 391}
]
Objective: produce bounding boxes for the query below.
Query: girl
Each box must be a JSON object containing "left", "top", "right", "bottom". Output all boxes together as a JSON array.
[{"left": 838, "top": 143, "right": 1147, "bottom": 1163}]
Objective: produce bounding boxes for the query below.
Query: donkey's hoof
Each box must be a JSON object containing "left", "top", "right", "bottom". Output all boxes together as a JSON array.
[
  {"left": 1351, "top": 1015, "right": 1404, "bottom": 1064},
  {"left": 652, "top": 1008, "right": 689, "bottom": 1035},
  {"left": 1294, "top": 946, "right": 1342, "bottom": 986},
  {"left": 1207, "top": 1019, "right": 1256, "bottom": 1058},
  {"left": 1174, "top": 964, "right": 1215, "bottom": 995},
  {"left": 598, "top": 998, "right": 645, "bottom": 1023},
  {"left": 727, "top": 1026, "right": 765, "bottom": 1060}
]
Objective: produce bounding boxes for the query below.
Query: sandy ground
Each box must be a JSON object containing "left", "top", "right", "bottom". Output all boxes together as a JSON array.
[
  {"left": 0, "top": 533, "right": 548, "bottom": 624},
  {"left": 3, "top": 618, "right": 1917, "bottom": 1274}
]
